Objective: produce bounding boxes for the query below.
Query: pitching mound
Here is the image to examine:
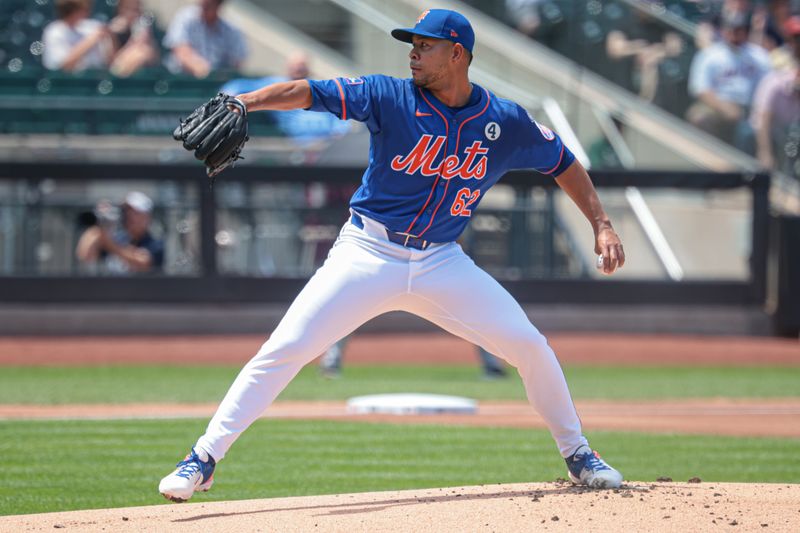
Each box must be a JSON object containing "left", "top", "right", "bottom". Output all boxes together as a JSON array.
[{"left": 4, "top": 481, "right": 799, "bottom": 532}]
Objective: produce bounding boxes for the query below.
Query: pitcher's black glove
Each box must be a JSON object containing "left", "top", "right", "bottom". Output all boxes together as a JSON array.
[{"left": 173, "top": 93, "right": 249, "bottom": 181}]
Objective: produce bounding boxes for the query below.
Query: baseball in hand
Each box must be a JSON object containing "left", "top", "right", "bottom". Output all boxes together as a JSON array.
[{"left": 596, "top": 254, "right": 616, "bottom": 275}]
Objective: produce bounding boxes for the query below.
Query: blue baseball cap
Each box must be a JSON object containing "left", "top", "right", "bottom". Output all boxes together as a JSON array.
[{"left": 391, "top": 9, "right": 475, "bottom": 53}]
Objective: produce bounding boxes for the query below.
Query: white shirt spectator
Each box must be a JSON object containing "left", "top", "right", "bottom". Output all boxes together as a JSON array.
[
  {"left": 689, "top": 41, "right": 772, "bottom": 106},
  {"left": 163, "top": 5, "right": 247, "bottom": 74},
  {"left": 42, "top": 19, "right": 110, "bottom": 71}
]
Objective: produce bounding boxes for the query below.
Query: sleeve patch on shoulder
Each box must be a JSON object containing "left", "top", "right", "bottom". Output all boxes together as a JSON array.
[
  {"left": 525, "top": 109, "right": 556, "bottom": 141},
  {"left": 536, "top": 122, "right": 555, "bottom": 141},
  {"left": 344, "top": 77, "right": 365, "bottom": 85}
]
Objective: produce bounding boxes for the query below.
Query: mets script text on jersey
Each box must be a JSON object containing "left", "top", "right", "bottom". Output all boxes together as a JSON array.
[{"left": 390, "top": 134, "right": 489, "bottom": 180}]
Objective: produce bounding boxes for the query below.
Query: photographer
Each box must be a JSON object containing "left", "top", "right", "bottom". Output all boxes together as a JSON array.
[{"left": 75, "top": 191, "right": 164, "bottom": 275}]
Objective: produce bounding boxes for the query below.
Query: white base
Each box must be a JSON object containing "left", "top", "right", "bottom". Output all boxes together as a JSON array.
[{"left": 346, "top": 393, "right": 477, "bottom": 415}]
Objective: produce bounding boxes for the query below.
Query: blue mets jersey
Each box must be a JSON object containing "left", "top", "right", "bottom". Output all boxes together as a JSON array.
[{"left": 307, "top": 75, "right": 575, "bottom": 243}]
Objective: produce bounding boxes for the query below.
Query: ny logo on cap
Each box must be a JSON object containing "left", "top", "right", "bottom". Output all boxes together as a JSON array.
[{"left": 416, "top": 10, "right": 430, "bottom": 24}]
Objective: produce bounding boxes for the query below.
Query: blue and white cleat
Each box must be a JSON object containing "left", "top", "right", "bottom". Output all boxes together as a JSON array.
[
  {"left": 565, "top": 445, "right": 623, "bottom": 489},
  {"left": 158, "top": 447, "right": 216, "bottom": 502}
]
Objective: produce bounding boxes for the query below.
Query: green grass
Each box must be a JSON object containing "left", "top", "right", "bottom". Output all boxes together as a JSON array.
[
  {"left": 0, "top": 365, "right": 797, "bottom": 405},
  {"left": 0, "top": 418, "right": 797, "bottom": 516}
]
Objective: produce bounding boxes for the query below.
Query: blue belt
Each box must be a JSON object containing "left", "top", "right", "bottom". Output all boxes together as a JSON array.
[{"left": 350, "top": 213, "right": 431, "bottom": 250}]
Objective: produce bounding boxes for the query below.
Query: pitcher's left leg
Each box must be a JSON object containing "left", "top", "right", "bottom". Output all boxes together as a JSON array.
[
  {"left": 407, "top": 246, "right": 622, "bottom": 487},
  {"left": 407, "top": 246, "right": 586, "bottom": 457}
]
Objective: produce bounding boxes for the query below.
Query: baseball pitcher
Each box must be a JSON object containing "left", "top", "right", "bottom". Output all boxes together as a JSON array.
[{"left": 161, "top": 8, "right": 626, "bottom": 502}]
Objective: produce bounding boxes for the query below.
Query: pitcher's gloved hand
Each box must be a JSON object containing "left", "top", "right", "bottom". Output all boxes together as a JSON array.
[{"left": 173, "top": 93, "right": 249, "bottom": 182}]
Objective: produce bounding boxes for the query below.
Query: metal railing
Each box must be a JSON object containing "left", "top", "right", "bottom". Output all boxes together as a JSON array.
[{"left": 0, "top": 161, "right": 770, "bottom": 306}]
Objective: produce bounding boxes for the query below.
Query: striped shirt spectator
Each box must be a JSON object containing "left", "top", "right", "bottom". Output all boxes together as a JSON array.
[{"left": 163, "top": 0, "right": 247, "bottom": 78}]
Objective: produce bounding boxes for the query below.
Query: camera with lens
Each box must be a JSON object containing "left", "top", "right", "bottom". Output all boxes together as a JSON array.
[{"left": 77, "top": 200, "right": 122, "bottom": 228}]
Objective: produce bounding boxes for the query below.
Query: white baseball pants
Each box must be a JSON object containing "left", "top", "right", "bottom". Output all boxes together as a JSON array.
[{"left": 196, "top": 214, "right": 588, "bottom": 460}]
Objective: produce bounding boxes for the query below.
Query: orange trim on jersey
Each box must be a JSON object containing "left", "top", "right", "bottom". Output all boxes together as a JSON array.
[
  {"left": 454, "top": 88, "right": 491, "bottom": 156},
  {"left": 542, "top": 144, "right": 565, "bottom": 175},
  {"left": 404, "top": 88, "right": 450, "bottom": 235},
  {"left": 416, "top": 88, "right": 491, "bottom": 238},
  {"left": 333, "top": 78, "right": 347, "bottom": 120}
]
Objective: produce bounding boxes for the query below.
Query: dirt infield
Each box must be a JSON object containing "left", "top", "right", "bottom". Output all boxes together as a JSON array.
[
  {"left": 4, "top": 482, "right": 799, "bottom": 532},
  {"left": 3, "top": 398, "right": 800, "bottom": 438},
  {"left": 0, "top": 332, "right": 798, "bottom": 366}
]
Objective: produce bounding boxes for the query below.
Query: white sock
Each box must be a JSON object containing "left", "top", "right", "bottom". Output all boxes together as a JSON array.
[{"left": 193, "top": 447, "right": 210, "bottom": 463}]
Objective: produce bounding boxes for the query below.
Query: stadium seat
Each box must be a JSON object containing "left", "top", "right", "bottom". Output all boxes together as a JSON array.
[
  {"left": 0, "top": 69, "right": 38, "bottom": 95},
  {"left": 0, "top": 4, "right": 287, "bottom": 138},
  {"left": 159, "top": 74, "right": 232, "bottom": 99},
  {"left": 44, "top": 71, "right": 101, "bottom": 96}
]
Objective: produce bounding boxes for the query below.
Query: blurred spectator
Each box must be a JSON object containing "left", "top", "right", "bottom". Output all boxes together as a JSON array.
[
  {"left": 605, "top": 8, "right": 684, "bottom": 101},
  {"left": 42, "top": 0, "right": 113, "bottom": 72},
  {"left": 687, "top": 9, "right": 771, "bottom": 153},
  {"left": 697, "top": 1, "right": 797, "bottom": 66},
  {"left": 751, "top": 15, "right": 800, "bottom": 175},
  {"left": 695, "top": 0, "right": 752, "bottom": 49},
  {"left": 505, "top": 0, "right": 546, "bottom": 37},
  {"left": 220, "top": 52, "right": 350, "bottom": 142},
  {"left": 756, "top": 0, "right": 798, "bottom": 69},
  {"left": 108, "top": 0, "right": 159, "bottom": 77},
  {"left": 75, "top": 191, "right": 164, "bottom": 275},
  {"left": 163, "top": 0, "right": 247, "bottom": 78},
  {"left": 505, "top": 0, "right": 573, "bottom": 54}
]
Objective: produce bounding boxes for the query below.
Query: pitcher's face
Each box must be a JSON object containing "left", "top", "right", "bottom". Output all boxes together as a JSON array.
[{"left": 409, "top": 36, "right": 454, "bottom": 89}]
